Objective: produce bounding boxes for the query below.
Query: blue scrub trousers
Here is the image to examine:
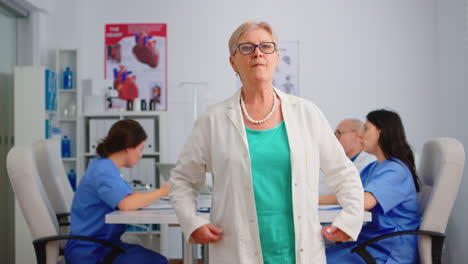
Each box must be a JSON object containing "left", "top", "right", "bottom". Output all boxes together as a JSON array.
[
  {"left": 113, "top": 242, "right": 168, "bottom": 264},
  {"left": 66, "top": 241, "right": 168, "bottom": 264},
  {"left": 325, "top": 242, "right": 367, "bottom": 264}
]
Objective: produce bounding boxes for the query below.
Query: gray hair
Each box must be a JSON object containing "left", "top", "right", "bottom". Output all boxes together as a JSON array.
[{"left": 228, "top": 21, "right": 278, "bottom": 56}]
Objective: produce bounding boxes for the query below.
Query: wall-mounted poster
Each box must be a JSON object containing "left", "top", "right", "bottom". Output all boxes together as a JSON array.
[
  {"left": 105, "top": 23, "right": 167, "bottom": 111},
  {"left": 273, "top": 41, "right": 299, "bottom": 96}
]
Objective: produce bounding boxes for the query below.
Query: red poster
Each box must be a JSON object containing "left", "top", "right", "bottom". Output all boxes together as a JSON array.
[{"left": 105, "top": 23, "right": 167, "bottom": 111}]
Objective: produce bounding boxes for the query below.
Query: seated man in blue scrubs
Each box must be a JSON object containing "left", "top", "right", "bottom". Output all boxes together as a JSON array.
[
  {"left": 320, "top": 109, "right": 421, "bottom": 264},
  {"left": 319, "top": 118, "right": 376, "bottom": 196},
  {"left": 65, "top": 119, "right": 169, "bottom": 264}
]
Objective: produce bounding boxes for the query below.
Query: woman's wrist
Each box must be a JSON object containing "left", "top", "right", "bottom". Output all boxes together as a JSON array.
[{"left": 319, "top": 194, "right": 338, "bottom": 205}]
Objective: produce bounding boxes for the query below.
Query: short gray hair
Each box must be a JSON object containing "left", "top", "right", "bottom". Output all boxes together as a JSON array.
[{"left": 228, "top": 21, "right": 278, "bottom": 56}]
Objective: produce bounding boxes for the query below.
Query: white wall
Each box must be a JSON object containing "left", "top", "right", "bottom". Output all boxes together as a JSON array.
[
  {"left": 16, "top": 0, "right": 465, "bottom": 262},
  {"left": 435, "top": 0, "right": 468, "bottom": 262},
  {"left": 67, "top": 0, "right": 439, "bottom": 152}
]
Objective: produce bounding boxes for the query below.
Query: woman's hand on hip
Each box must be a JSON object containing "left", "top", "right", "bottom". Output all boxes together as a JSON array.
[
  {"left": 190, "top": 224, "right": 223, "bottom": 244},
  {"left": 321, "top": 225, "right": 351, "bottom": 242}
]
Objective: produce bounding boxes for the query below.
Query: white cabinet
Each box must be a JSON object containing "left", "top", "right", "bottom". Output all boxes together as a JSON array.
[
  {"left": 87, "top": 117, "right": 158, "bottom": 155},
  {"left": 135, "top": 118, "right": 157, "bottom": 153},
  {"left": 84, "top": 113, "right": 161, "bottom": 187},
  {"left": 14, "top": 66, "right": 57, "bottom": 144},
  {"left": 87, "top": 118, "right": 118, "bottom": 153},
  {"left": 121, "top": 158, "right": 157, "bottom": 188}
]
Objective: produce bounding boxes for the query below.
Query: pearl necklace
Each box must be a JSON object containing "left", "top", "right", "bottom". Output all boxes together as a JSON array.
[{"left": 240, "top": 90, "right": 277, "bottom": 124}]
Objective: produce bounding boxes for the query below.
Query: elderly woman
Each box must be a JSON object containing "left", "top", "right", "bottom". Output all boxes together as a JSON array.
[{"left": 169, "top": 21, "right": 364, "bottom": 264}]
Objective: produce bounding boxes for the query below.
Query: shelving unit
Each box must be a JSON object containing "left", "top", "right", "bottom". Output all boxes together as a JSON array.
[
  {"left": 56, "top": 49, "right": 84, "bottom": 180},
  {"left": 84, "top": 111, "right": 162, "bottom": 117}
]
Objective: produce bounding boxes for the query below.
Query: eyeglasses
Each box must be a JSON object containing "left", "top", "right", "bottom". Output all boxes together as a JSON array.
[
  {"left": 334, "top": 129, "right": 356, "bottom": 137},
  {"left": 236, "top": 42, "right": 277, "bottom": 55}
]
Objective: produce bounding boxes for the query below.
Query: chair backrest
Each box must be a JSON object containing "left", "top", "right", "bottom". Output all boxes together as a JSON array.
[
  {"left": 33, "top": 139, "right": 73, "bottom": 214},
  {"left": 7, "top": 145, "right": 60, "bottom": 264},
  {"left": 417, "top": 137, "right": 465, "bottom": 264}
]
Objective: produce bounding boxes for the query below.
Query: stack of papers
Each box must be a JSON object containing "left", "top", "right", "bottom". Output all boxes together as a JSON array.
[{"left": 318, "top": 205, "right": 343, "bottom": 210}]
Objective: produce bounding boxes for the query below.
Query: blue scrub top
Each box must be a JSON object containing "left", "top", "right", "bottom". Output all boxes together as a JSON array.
[
  {"left": 359, "top": 158, "right": 421, "bottom": 263},
  {"left": 65, "top": 157, "right": 132, "bottom": 263}
]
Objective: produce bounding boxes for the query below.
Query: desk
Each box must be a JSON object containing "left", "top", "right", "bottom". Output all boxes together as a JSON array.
[{"left": 106, "top": 208, "right": 371, "bottom": 264}]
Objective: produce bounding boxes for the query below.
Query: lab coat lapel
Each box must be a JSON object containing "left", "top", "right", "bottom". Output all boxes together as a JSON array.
[
  {"left": 275, "top": 88, "right": 299, "bottom": 176},
  {"left": 226, "top": 89, "right": 249, "bottom": 149}
]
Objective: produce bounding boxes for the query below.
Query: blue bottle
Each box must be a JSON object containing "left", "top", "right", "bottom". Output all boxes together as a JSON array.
[
  {"left": 61, "top": 135, "right": 71, "bottom": 158},
  {"left": 63, "top": 67, "right": 73, "bottom": 89},
  {"left": 68, "top": 169, "right": 76, "bottom": 191}
]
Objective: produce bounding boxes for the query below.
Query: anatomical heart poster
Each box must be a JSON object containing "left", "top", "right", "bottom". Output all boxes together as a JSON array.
[{"left": 105, "top": 23, "right": 167, "bottom": 111}]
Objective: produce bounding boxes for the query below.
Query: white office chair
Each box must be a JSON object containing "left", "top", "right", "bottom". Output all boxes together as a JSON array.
[
  {"left": 7, "top": 145, "right": 124, "bottom": 264},
  {"left": 352, "top": 137, "right": 465, "bottom": 264},
  {"left": 33, "top": 139, "right": 73, "bottom": 224}
]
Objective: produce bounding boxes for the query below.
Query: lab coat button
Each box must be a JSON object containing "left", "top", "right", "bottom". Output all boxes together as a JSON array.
[
  {"left": 250, "top": 219, "right": 254, "bottom": 223},
  {"left": 254, "top": 251, "right": 259, "bottom": 256}
]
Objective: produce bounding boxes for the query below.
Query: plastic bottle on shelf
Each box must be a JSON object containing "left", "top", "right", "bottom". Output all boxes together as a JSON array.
[
  {"left": 149, "top": 99, "right": 156, "bottom": 110},
  {"left": 63, "top": 67, "right": 73, "bottom": 89},
  {"left": 61, "top": 135, "right": 71, "bottom": 158},
  {"left": 197, "top": 182, "right": 212, "bottom": 213},
  {"left": 67, "top": 169, "right": 76, "bottom": 191}
]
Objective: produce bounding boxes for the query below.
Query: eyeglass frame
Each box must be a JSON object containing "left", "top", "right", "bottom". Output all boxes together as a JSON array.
[
  {"left": 234, "top": 42, "right": 277, "bottom": 55},
  {"left": 334, "top": 129, "right": 357, "bottom": 137}
]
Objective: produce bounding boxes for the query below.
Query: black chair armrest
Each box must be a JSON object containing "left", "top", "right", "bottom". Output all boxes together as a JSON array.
[
  {"left": 56, "top": 213, "right": 70, "bottom": 218},
  {"left": 33, "top": 234, "right": 125, "bottom": 264},
  {"left": 351, "top": 230, "right": 445, "bottom": 264},
  {"left": 56, "top": 213, "right": 71, "bottom": 226}
]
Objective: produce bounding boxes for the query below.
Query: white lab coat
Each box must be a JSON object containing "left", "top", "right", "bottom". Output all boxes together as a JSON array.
[
  {"left": 169, "top": 88, "right": 364, "bottom": 264},
  {"left": 319, "top": 151, "right": 376, "bottom": 196}
]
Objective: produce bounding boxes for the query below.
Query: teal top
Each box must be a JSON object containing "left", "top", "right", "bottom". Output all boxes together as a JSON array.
[{"left": 246, "top": 121, "right": 296, "bottom": 264}]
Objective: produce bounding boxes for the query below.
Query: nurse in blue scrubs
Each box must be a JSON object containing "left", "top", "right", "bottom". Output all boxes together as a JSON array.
[
  {"left": 65, "top": 119, "right": 169, "bottom": 264},
  {"left": 320, "top": 109, "right": 421, "bottom": 264}
]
